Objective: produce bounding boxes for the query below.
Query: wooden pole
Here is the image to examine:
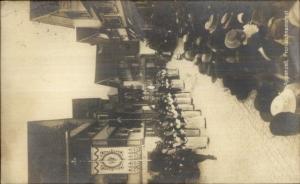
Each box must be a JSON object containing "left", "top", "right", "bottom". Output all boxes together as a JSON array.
[{"left": 65, "top": 131, "right": 70, "bottom": 184}]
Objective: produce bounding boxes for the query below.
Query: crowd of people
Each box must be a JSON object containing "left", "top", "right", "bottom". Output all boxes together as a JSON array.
[
  {"left": 178, "top": 2, "right": 297, "bottom": 103},
  {"left": 148, "top": 69, "right": 216, "bottom": 183},
  {"left": 143, "top": 1, "right": 299, "bottom": 123}
]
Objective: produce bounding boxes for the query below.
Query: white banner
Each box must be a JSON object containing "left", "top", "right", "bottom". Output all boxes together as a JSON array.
[{"left": 91, "top": 146, "right": 142, "bottom": 175}]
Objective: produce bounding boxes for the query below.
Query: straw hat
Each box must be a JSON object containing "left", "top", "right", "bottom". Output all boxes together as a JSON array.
[
  {"left": 270, "top": 89, "right": 297, "bottom": 116},
  {"left": 205, "top": 14, "right": 219, "bottom": 33},
  {"left": 288, "top": 1, "right": 300, "bottom": 28},
  {"left": 225, "top": 29, "right": 246, "bottom": 49},
  {"left": 221, "top": 12, "right": 233, "bottom": 29},
  {"left": 237, "top": 13, "right": 245, "bottom": 24},
  {"left": 237, "top": 12, "right": 251, "bottom": 24}
]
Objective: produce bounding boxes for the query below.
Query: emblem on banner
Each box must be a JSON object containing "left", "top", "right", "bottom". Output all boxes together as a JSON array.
[{"left": 91, "top": 146, "right": 142, "bottom": 175}]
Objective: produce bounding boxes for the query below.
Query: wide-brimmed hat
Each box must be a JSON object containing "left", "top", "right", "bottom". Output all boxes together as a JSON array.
[
  {"left": 237, "top": 13, "right": 245, "bottom": 24},
  {"left": 183, "top": 50, "right": 195, "bottom": 61},
  {"left": 205, "top": 14, "right": 219, "bottom": 33},
  {"left": 270, "top": 89, "right": 297, "bottom": 116},
  {"left": 268, "top": 18, "right": 285, "bottom": 40},
  {"left": 225, "top": 29, "right": 246, "bottom": 49},
  {"left": 288, "top": 1, "right": 300, "bottom": 28},
  {"left": 237, "top": 12, "right": 251, "bottom": 24}
]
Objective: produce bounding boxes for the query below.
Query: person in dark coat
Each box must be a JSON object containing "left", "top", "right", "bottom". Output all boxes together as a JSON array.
[
  {"left": 198, "top": 52, "right": 213, "bottom": 75},
  {"left": 254, "top": 77, "right": 284, "bottom": 121}
]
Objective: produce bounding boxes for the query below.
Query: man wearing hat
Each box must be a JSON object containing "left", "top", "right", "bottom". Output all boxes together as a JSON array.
[
  {"left": 225, "top": 26, "right": 273, "bottom": 62},
  {"left": 198, "top": 52, "right": 213, "bottom": 74},
  {"left": 236, "top": 12, "right": 252, "bottom": 28},
  {"left": 221, "top": 12, "right": 236, "bottom": 31},
  {"left": 206, "top": 14, "right": 228, "bottom": 53},
  {"left": 255, "top": 17, "right": 285, "bottom": 62},
  {"left": 193, "top": 34, "right": 211, "bottom": 60},
  {"left": 225, "top": 28, "right": 248, "bottom": 49},
  {"left": 205, "top": 14, "right": 219, "bottom": 34}
]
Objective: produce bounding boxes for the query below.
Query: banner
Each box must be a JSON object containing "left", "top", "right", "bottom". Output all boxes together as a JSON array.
[{"left": 91, "top": 146, "right": 142, "bottom": 175}]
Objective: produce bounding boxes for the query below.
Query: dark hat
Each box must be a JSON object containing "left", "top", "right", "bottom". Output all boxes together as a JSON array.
[
  {"left": 268, "top": 18, "right": 285, "bottom": 40},
  {"left": 225, "top": 56, "right": 239, "bottom": 64},
  {"left": 270, "top": 112, "right": 300, "bottom": 136},
  {"left": 201, "top": 52, "right": 212, "bottom": 63},
  {"left": 225, "top": 29, "right": 246, "bottom": 49}
]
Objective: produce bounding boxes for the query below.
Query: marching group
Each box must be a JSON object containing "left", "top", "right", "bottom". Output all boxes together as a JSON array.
[{"left": 149, "top": 69, "right": 216, "bottom": 183}]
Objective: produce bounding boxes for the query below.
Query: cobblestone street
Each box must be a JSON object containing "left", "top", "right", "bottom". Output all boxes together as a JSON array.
[{"left": 166, "top": 40, "right": 300, "bottom": 183}]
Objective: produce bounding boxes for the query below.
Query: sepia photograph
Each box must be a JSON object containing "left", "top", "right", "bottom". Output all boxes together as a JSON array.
[{"left": 1, "top": 1, "right": 300, "bottom": 183}]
